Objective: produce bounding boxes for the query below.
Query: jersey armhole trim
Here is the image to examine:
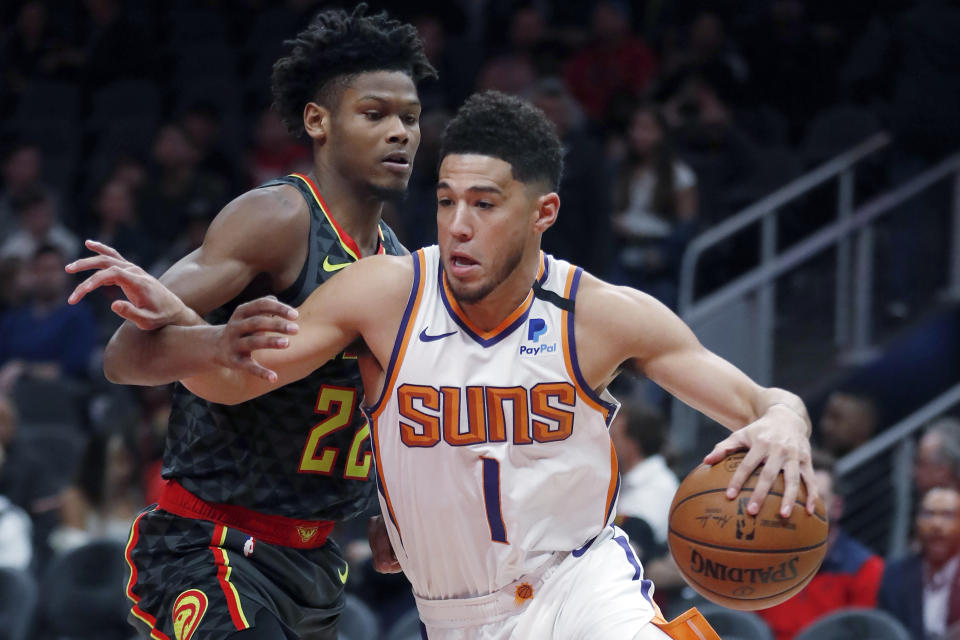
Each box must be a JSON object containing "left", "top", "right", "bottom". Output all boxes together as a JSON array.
[
  {"left": 560, "top": 267, "right": 619, "bottom": 422},
  {"left": 366, "top": 250, "right": 426, "bottom": 419}
]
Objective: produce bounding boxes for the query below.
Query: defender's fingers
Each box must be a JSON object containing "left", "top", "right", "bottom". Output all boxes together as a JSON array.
[
  {"left": 111, "top": 300, "right": 160, "bottom": 330},
  {"left": 65, "top": 254, "right": 133, "bottom": 274},
  {"left": 230, "top": 315, "right": 299, "bottom": 337},
  {"left": 778, "top": 458, "right": 801, "bottom": 518},
  {"left": 67, "top": 267, "right": 130, "bottom": 303},
  {"left": 236, "top": 334, "right": 289, "bottom": 353},
  {"left": 800, "top": 463, "right": 819, "bottom": 515},
  {"left": 229, "top": 354, "right": 278, "bottom": 383},
  {"left": 748, "top": 451, "right": 783, "bottom": 516},
  {"left": 236, "top": 297, "right": 299, "bottom": 321},
  {"left": 84, "top": 239, "right": 126, "bottom": 260}
]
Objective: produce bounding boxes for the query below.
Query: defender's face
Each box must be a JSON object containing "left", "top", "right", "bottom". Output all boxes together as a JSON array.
[
  {"left": 436, "top": 154, "right": 534, "bottom": 304},
  {"left": 329, "top": 71, "right": 421, "bottom": 199}
]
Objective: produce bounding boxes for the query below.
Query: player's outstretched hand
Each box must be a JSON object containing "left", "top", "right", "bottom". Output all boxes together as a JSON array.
[
  {"left": 214, "top": 296, "right": 299, "bottom": 383},
  {"left": 368, "top": 515, "right": 401, "bottom": 574},
  {"left": 66, "top": 240, "right": 192, "bottom": 330},
  {"left": 702, "top": 405, "right": 817, "bottom": 518}
]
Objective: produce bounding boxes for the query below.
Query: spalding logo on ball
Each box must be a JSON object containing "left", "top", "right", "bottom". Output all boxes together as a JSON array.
[{"left": 668, "top": 452, "right": 828, "bottom": 610}]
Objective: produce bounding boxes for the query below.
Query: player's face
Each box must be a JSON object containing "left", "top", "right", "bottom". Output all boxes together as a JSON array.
[
  {"left": 436, "top": 154, "right": 544, "bottom": 304},
  {"left": 327, "top": 71, "right": 421, "bottom": 202}
]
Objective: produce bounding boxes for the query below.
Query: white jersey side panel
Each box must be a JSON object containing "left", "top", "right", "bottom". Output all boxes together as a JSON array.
[{"left": 364, "top": 246, "right": 621, "bottom": 600}]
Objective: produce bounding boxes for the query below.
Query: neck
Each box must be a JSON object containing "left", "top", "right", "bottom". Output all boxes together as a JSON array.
[
  {"left": 457, "top": 247, "right": 541, "bottom": 331},
  {"left": 311, "top": 164, "right": 385, "bottom": 257}
]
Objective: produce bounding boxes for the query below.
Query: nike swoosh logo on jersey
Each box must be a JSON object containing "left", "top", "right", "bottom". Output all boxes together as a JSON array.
[
  {"left": 338, "top": 563, "right": 349, "bottom": 584},
  {"left": 419, "top": 328, "right": 457, "bottom": 342},
  {"left": 322, "top": 256, "right": 353, "bottom": 272}
]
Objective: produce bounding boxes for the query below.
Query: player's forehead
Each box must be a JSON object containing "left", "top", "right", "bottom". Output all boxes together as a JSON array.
[
  {"left": 338, "top": 70, "right": 420, "bottom": 107},
  {"left": 437, "top": 154, "right": 517, "bottom": 193}
]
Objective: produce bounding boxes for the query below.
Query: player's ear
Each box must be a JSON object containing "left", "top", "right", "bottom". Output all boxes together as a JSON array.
[
  {"left": 303, "top": 102, "right": 330, "bottom": 145},
  {"left": 532, "top": 192, "right": 560, "bottom": 233}
]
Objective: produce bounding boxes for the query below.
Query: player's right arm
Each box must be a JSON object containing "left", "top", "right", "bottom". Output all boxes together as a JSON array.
[
  {"left": 66, "top": 187, "right": 307, "bottom": 386},
  {"left": 180, "top": 254, "right": 411, "bottom": 405}
]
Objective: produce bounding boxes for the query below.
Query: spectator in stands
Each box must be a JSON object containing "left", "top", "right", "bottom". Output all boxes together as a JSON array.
[
  {"left": 0, "top": 188, "right": 79, "bottom": 262},
  {"left": 879, "top": 485, "right": 960, "bottom": 639},
  {"left": 0, "top": 256, "right": 25, "bottom": 313},
  {"left": 50, "top": 431, "right": 142, "bottom": 554},
  {"left": 563, "top": 2, "right": 658, "bottom": 121},
  {"left": 85, "top": 177, "right": 152, "bottom": 268},
  {"left": 819, "top": 390, "right": 879, "bottom": 457},
  {"left": 246, "top": 107, "right": 311, "bottom": 188},
  {"left": 79, "top": 0, "right": 152, "bottom": 88},
  {"left": 0, "top": 142, "right": 49, "bottom": 238},
  {"left": 610, "top": 103, "right": 698, "bottom": 308},
  {"left": 663, "top": 74, "right": 757, "bottom": 225},
  {"left": 0, "top": 1, "right": 76, "bottom": 95},
  {"left": 0, "top": 244, "right": 97, "bottom": 390},
  {"left": 138, "top": 122, "right": 228, "bottom": 246},
  {"left": 756, "top": 450, "right": 884, "bottom": 640},
  {"left": 610, "top": 400, "right": 678, "bottom": 546},
  {"left": 411, "top": 14, "right": 477, "bottom": 112},
  {"left": 915, "top": 417, "right": 960, "bottom": 497},
  {"left": 530, "top": 78, "right": 613, "bottom": 276},
  {"left": 180, "top": 102, "right": 242, "bottom": 195}
]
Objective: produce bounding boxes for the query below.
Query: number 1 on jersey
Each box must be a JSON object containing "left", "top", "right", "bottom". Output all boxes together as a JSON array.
[{"left": 481, "top": 457, "right": 508, "bottom": 544}]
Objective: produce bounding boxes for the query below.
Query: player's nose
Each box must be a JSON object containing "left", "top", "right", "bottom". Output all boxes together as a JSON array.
[{"left": 386, "top": 115, "right": 409, "bottom": 145}]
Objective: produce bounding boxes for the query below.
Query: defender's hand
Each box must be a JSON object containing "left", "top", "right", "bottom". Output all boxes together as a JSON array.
[
  {"left": 214, "top": 296, "right": 299, "bottom": 382},
  {"left": 66, "top": 240, "right": 191, "bottom": 330},
  {"left": 703, "top": 405, "right": 817, "bottom": 518},
  {"left": 368, "top": 515, "right": 401, "bottom": 573}
]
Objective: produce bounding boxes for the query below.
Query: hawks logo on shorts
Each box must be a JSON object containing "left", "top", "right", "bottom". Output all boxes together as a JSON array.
[{"left": 172, "top": 589, "right": 208, "bottom": 640}]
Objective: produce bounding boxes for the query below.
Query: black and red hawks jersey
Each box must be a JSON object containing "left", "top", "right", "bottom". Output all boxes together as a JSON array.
[{"left": 163, "top": 173, "right": 406, "bottom": 522}]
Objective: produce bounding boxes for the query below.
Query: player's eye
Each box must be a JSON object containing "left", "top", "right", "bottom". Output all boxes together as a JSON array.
[
  {"left": 475, "top": 200, "right": 494, "bottom": 210},
  {"left": 403, "top": 114, "right": 419, "bottom": 126},
  {"left": 364, "top": 111, "right": 383, "bottom": 121},
  {"left": 437, "top": 197, "right": 453, "bottom": 207}
]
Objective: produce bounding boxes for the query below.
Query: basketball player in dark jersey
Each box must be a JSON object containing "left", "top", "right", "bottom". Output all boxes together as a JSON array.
[{"left": 66, "top": 7, "right": 435, "bottom": 640}]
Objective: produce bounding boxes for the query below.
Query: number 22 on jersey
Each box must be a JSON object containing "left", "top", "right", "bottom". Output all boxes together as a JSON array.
[{"left": 298, "top": 385, "right": 372, "bottom": 480}]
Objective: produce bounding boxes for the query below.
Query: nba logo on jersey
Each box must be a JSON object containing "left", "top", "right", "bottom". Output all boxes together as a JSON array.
[{"left": 527, "top": 318, "right": 547, "bottom": 342}]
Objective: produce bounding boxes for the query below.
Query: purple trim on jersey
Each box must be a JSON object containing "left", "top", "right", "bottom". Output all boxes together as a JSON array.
[
  {"left": 438, "top": 265, "right": 532, "bottom": 348},
  {"left": 604, "top": 473, "right": 621, "bottom": 525},
  {"left": 614, "top": 535, "right": 642, "bottom": 580},
  {"left": 565, "top": 268, "right": 619, "bottom": 422},
  {"left": 481, "top": 457, "right": 508, "bottom": 543},
  {"left": 359, "top": 406, "right": 403, "bottom": 548},
  {"left": 640, "top": 579, "right": 654, "bottom": 606},
  {"left": 572, "top": 533, "right": 598, "bottom": 557},
  {"left": 366, "top": 252, "right": 422, "bottom": 414},
  {"left": 538, "top": 252, "right": 550, "bottom": 285}
]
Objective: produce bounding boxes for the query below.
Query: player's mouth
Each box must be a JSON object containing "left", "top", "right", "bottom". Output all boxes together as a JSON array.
[
  {"left": 382, "top": 152, "right": 411, "bottom": 174},
  {"left": 448, "top": 251, "right": 480, "bottom": 277}
]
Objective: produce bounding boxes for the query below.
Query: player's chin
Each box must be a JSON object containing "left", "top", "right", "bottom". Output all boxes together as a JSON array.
[{"left": 366, "top": 179, "right": 408, "bottom": 205}]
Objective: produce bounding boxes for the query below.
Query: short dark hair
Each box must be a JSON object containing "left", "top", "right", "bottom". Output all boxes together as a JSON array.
[
  {"left": 620, "top": 402, "right": 667, "bottom": 457},
  {"left": 271, "top": 4, "right": 436, "bottom": 135},
  {"left": 440, "top": 91, "right": 563, "bottom": 191}
]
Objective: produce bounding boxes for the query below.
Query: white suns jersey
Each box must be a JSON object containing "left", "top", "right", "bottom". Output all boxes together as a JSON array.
[{"left": 363, "top": 246, "right": 622, "bottom": 601}]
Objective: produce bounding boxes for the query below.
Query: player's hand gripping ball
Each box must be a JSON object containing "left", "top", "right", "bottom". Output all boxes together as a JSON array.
[{"left": 668, "top": 452, "right": 828, "bottom": 610}]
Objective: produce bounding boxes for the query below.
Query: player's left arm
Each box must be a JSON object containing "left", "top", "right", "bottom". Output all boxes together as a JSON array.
[{"left": 575, "top": 273, "right": 816, "bottom": 518}]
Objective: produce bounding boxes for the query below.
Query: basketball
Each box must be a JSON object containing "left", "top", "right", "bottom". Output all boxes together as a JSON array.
[{"left": 667, "top": 452, "right": 828, "bottom": 610}]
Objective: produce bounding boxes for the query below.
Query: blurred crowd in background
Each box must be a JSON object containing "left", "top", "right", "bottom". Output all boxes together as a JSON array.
[{"left": 2, "top": 0, "right": 960, "bottom": 638}]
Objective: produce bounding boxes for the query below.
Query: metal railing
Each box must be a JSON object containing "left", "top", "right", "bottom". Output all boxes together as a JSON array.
[
  {"left": 836, "top": 382, "right": 960, "bottom": 558},
  {"left": 671, "top": 150, "right": 960, "bottom": 456}
]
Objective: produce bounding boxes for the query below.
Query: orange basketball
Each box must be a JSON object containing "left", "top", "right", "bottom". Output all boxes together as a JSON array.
[{"left": 667, "top": 452, "right": 828, "bottom": 610}]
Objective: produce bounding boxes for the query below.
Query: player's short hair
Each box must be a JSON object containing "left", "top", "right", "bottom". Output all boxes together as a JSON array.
[
  {"left": 440, "top": 91, "right": 563, "bottom": 192},
  {"left": 271, "top": 4, "right": 436, "bottom": 135}
]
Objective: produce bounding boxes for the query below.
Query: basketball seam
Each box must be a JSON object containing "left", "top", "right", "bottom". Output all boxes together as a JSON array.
[
  {"left": 670, "top": 488, "right": 828, "bottom": 523},
  {"left": 667, "top": 528, "right": 828, "bottom": 554},
  {"left": 674, "top": 559, "right": 820, "bottom": 602}
]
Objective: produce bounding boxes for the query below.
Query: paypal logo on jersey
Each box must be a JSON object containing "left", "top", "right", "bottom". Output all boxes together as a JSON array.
[
  {"left": 521, "top": 318, "right": 556, "bottom": 356},
  {"left": 527, "top": 318, "right": 547, "bottom": 342}
]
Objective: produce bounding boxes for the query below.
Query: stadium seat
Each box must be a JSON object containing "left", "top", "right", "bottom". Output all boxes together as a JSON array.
[
  {"left": 339, "top": 594, "right": 380, "bottom": 640},
  {"left": 14, "top": 81, "right": 81, "bottom": 122},
  {"left": 40, "top": 540, "right": 129, "bottom": 639},
  {"left": 696, "top": 603, "right": 774, "bottom": 640},
  {"left": 801, "top": 105, "right": 882, "bottom": 165},
  {"left": 15, "top": 423, "right": 88, "bottom": 493},
  {"left": 10, "top": 376, "right": 84, "bottom": 426},
  {"left": 386, "top": 608, "right": 423, "bottom": 640},
  {"left": 0, "top": 567, "right": 38, "bottom": 640},
  {"left": 794, "top": 607, "right": 911, "bottom": 640}
]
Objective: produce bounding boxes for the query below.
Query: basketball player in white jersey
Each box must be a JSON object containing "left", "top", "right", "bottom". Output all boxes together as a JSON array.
[{"left": 67, "top": 92, "right": 816, "bottom": 640}]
